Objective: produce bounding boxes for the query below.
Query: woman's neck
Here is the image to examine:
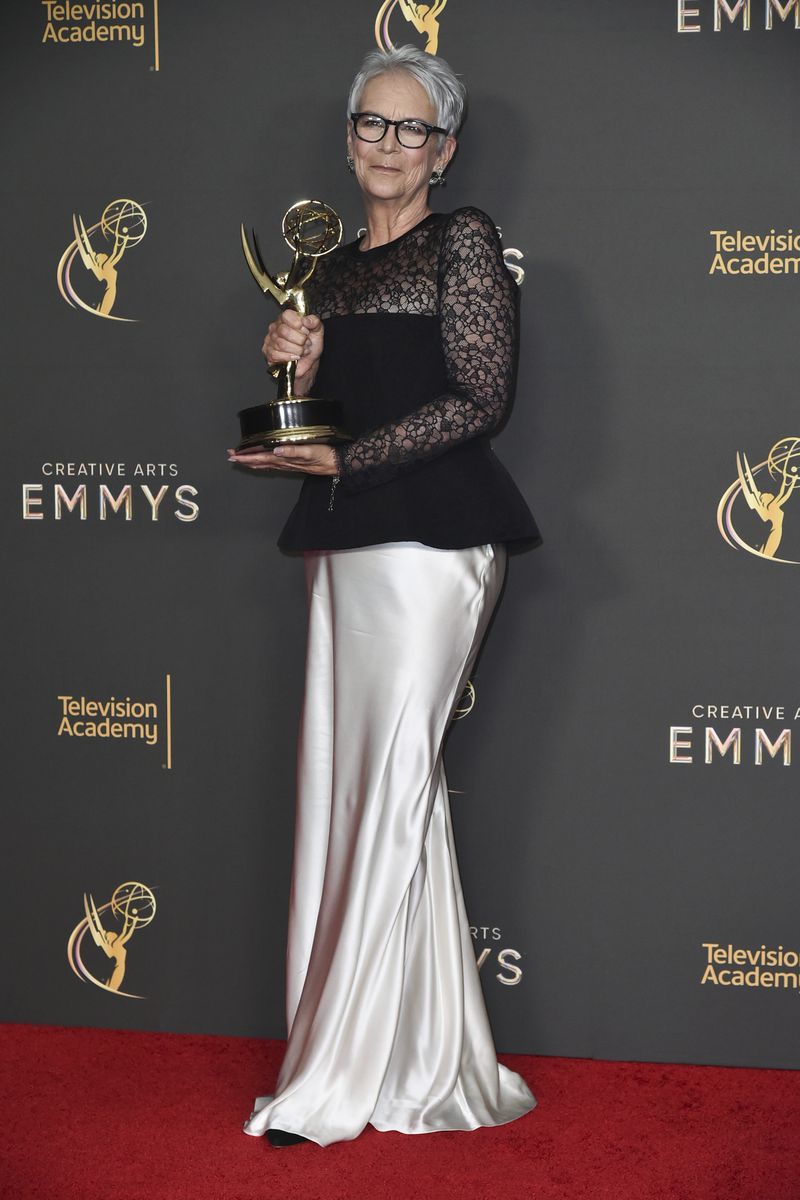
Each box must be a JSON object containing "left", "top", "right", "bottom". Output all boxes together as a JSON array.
[{"left": 359, "top": 195, "right": 432, "bottom": 250}]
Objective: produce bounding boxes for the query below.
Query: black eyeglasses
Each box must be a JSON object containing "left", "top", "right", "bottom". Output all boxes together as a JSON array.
[{"left": 350, "top": 112, "right": 447, "bottom": 149}]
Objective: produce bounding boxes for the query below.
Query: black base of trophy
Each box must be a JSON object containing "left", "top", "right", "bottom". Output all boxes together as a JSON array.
[{"left": 236, "top": 399, "right": 350, "bottom": 451}]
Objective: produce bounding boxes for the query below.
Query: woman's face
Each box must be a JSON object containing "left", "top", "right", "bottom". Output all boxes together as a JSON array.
[{"left": 347, "top": 71, "right": 455, "bottom": 207}]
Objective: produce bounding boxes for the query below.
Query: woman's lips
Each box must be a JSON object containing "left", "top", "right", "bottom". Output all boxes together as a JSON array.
[{"left": 371, "top": 165, "right": 400, "bottom": 172}]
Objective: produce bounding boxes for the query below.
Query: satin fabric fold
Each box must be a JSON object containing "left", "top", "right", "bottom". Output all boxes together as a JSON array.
[{"left": 243, "top": 541, "right": 536, "bottom": 1146}]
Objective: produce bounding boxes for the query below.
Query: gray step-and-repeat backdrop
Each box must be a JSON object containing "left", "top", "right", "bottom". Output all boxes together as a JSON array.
[{"left": 2, "top": 1, "right": 799, "bottom": 1070}]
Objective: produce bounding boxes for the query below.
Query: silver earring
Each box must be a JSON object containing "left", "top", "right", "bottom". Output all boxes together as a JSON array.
[
  {"left": 346, "top": 155, "right": 354, "bottom": 173},
  {"left": 429, "top": 167, "right": 445, "bottom": 186}
]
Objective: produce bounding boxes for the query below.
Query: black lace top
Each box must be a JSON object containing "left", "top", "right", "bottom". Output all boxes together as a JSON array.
[{"left": 277, "top": 206, "right": 541, "bottom": 552}]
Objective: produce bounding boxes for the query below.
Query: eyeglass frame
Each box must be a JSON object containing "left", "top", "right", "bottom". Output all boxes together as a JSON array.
[{"left": 350, "top": 112, "right": 448, "bottom": 149}]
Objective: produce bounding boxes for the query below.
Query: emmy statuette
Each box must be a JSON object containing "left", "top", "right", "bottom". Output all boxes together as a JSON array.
[{"left": 237, "top": 200, "right": 350, "bottom": 451}]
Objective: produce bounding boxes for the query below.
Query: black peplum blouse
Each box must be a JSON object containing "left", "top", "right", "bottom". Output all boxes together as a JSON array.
[{"left": 277, "top": 206, "right": 542, "bottom": 553}]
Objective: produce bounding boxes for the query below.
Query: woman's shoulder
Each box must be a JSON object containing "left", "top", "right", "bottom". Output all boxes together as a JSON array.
[
  {"left": 437, "top": 207, "right": 504, "bottom": 259},
  {"left": 440, "top": 206, "right": 498, "bottom": 237},
  {"left": 435, "top": 207, "right": 506, "bottom": 274}
]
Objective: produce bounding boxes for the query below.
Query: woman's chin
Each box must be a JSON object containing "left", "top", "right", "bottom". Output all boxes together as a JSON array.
[{"left": 360, "top": 178, "right": 420, "bottom": 204}]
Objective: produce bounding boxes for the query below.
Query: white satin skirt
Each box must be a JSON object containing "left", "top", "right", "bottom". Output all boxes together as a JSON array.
[{"left": 243, "top": 540, "right": 536, "bottom": 1147}]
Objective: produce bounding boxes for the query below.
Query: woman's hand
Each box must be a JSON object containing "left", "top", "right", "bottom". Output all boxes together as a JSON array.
[
  {"left": 227, "top": 443, "right": 339, "bottom": 475},
  {"left": 263, "top": 311, "right": 324, "bottom": 396}
]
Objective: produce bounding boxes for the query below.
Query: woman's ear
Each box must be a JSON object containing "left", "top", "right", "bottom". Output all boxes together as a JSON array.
[{"left": 439, "top": 135, "right": 457, "bottom": 172}]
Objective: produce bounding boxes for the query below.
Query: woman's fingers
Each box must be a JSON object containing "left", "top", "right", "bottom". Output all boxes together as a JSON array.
[
  {"left": 227, "top": 448, "right": 315, "bottom": 470},
  {"left": 269, "top": 328, "right": 308, "bottom": 355},
  {"left": 273, "top": 310, "right": 309, "bottom": 347},
  {"left": 262, "top": 311, "right": 323, "bottom": 368},
  {"left": 272, "top": 445, "right": 319, "bottom": 463},
  {"left": 280, "top": 309, "right": 306, "bottom": 331},
  {"left": 227, "top": 443, "right": 337, "bottom": 475},
  {"left": 233, "top": 458, "right": 287, "bottom": 471},
  {"left": 228, "top": 453, "right": 296, "bottom": 471}
]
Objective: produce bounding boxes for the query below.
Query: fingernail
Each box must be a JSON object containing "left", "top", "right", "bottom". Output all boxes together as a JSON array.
[{"left": 273, "top": 446, "right": 285, "bottom": 455}]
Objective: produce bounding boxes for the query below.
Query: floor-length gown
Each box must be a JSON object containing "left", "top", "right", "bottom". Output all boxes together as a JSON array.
[{"left": 243, "top": 539, "right": 536, "bottom": 1147}]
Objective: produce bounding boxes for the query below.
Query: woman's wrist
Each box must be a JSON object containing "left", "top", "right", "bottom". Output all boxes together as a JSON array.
[
  {"left": 263, "top": 359, "right": 319, "bottom": 397},
  {"left": 327, "top": 446, "right": 344, "bottom": 510},
  {"left": 293, "top": 361, "right": 319, "bottom": 398}
]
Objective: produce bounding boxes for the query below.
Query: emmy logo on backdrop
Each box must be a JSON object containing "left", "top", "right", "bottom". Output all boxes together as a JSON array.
[
  {"left": 447, "top": 681, "right": 475, "bottom": 797},
  {"left": 57, "top": 198, "right": 147, "bottom": 322},
  {"left": 67, "top": 881, "right": 156, "bottom": 999},
  {"left": 375, "top": 0, "right": 448, "bottom": 53},
  {"left": 452, "top": 680, "right": 476, "bottom": 720},
  {"left": 494, "top": 227, "right": 526, "bottom": 286},
  {"left": 718, "top": 437, "right": 800, "bottom": 564}
]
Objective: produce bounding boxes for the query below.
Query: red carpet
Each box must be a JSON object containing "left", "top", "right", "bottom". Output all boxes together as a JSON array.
[{"left": 0, "top": 1024, "right": 797, "bottom": 1200}]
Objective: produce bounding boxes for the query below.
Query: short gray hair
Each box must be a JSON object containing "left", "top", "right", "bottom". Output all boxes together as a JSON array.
[{"left": 346, "top": 46, "right": 467, "bottom": 139}]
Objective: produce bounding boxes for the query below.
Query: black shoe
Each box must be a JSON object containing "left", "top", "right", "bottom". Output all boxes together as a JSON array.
[{"left": 266, "top": 1128, "right": 310, "bottom": 1147}]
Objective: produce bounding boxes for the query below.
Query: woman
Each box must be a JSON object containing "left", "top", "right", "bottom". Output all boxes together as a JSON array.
[{"left": 229, "top": 45, "right": 541, "bottom": 1148}]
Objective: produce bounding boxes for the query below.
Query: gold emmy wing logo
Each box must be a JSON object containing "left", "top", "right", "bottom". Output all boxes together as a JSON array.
[
  {"left": 375, "top": 0, "right": 448, "bottom": 53},
  {"left": 496, "top": 228, "right": 526, "bottom": 286},
  {"left": 717, "top": 437, "right": 800, "bottom": 564},
  {"left": 57, "top": 198, "right": 147, "bottom": 322},
  {"left": 453, "top": 679, "right": 476, "bottom": 720},
  {"left": 503, "top": 247, "right": 525, "bottom": 285},
  {"left": 67, "top": 881, "right": 156, "bottom": 999}
]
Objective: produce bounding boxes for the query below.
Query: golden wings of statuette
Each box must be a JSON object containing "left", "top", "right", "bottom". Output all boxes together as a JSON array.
[{"left": 239, "top": 224, "right": 316, "bottom": 309}]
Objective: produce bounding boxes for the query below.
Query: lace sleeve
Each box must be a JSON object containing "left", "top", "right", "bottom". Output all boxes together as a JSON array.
[{"left": 334, "top": 207, "right": 518, "bottom": 492}]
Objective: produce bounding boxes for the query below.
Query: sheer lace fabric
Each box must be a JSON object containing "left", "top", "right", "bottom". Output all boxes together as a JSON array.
[{"left": 307, "top": 208, "right": 517, "bottom": 492}]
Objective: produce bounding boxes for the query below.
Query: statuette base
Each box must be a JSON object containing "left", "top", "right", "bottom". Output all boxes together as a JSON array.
[{"left": 236, "top": 399, "right": 350, "bottom": 451}]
